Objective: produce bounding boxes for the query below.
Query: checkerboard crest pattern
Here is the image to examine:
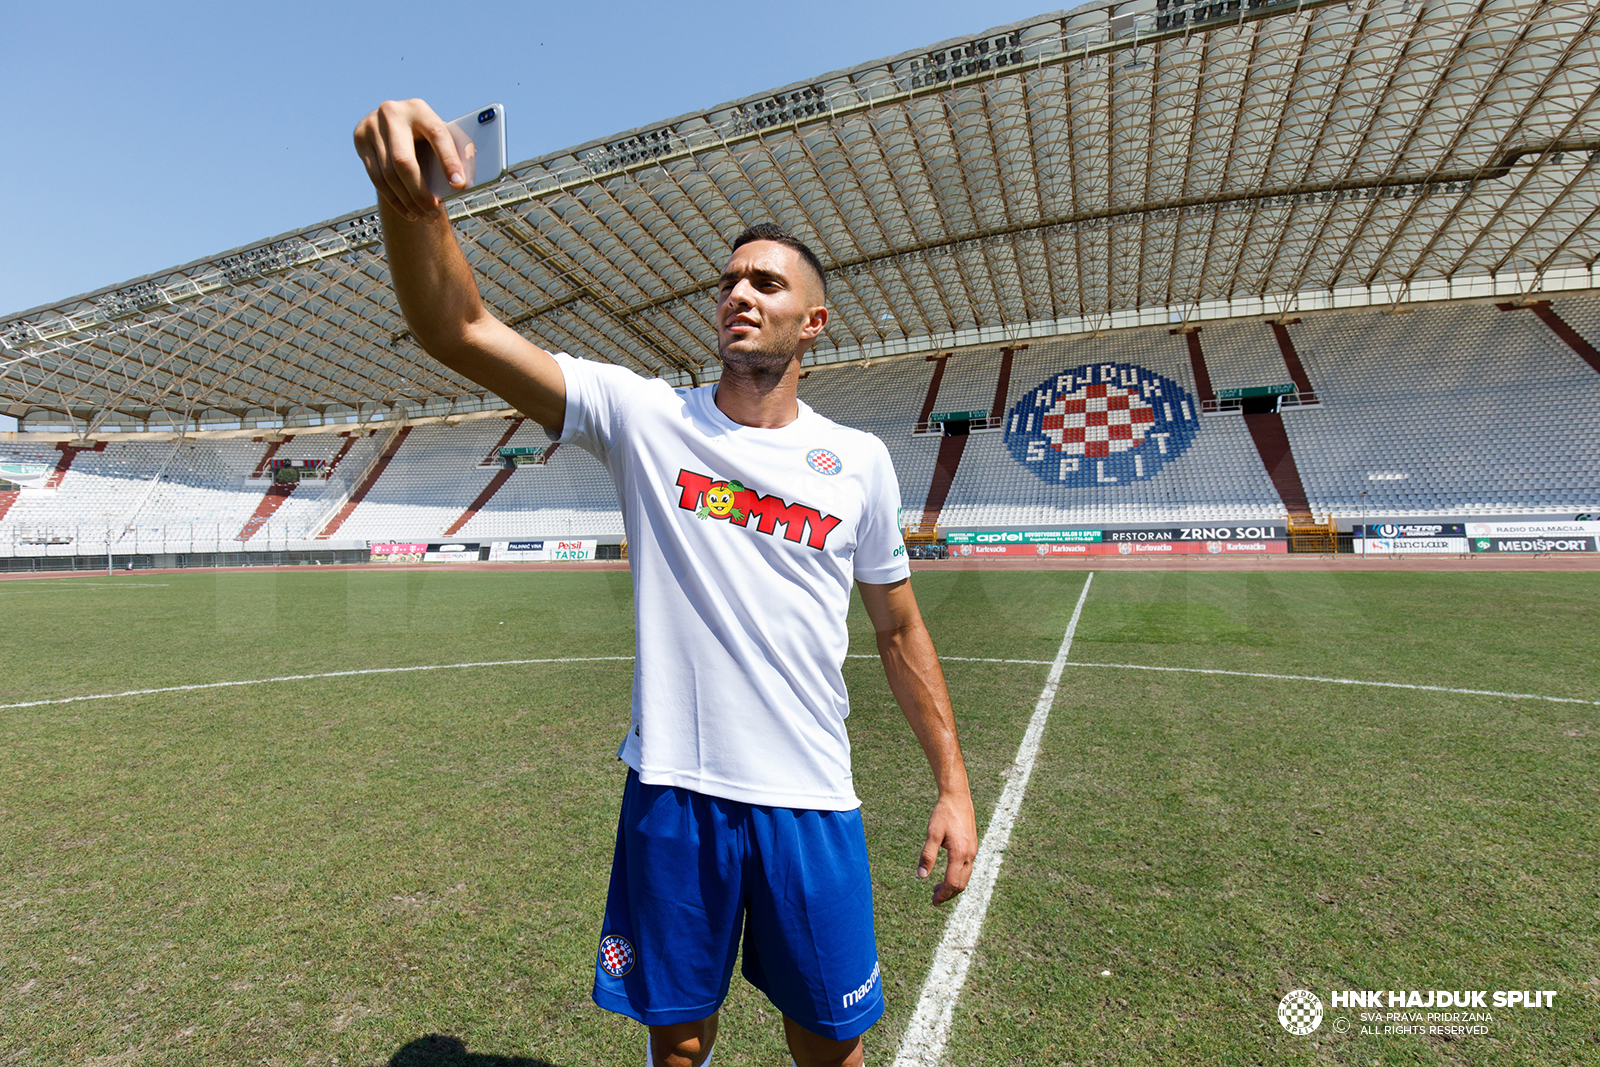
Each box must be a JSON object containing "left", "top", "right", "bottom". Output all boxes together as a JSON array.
[
  {"left": 1004, "top": 362, "right": 1200, "bottom": 488},
  {"left": 1277, "top": 989, "right": 1324, "bottom": 1035},
  {"left": 807, "top": 448, "right": 842, "bottom": 476},
  {"left": 599, "top": 934, "right": 635, "bottom": 977}
]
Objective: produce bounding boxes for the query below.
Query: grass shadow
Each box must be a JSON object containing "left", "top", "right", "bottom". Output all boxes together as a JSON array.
[{"left": 386, "top": 1033, "right": 565, "bottom": 1067}]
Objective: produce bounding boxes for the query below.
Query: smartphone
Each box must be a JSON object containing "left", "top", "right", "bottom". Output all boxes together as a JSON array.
[{"left": 420, "top": 103, "right": 508, "bottom": 201}]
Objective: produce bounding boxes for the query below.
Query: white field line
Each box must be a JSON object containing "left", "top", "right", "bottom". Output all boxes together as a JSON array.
[
  {"left": 0, "top": 656, "right": 635, "bottom": 710},
  {"left": 1061, "top": 661, "right": 1600, "bottom": 707},
  {"left": 847, "top": 655, "right": 1053, "bottom": 665},
  {"left": 10, "top": 645, "right": 1593, "bottom": 716},
  {"left": 0, "top": 582, "right": 171, "bottom": 592},
  {"left": 893, "top": 571, "right": 1096, "bottom": 1067},
  {"left": 851, "top": 655, "right": 1600, "bottom": 707}
]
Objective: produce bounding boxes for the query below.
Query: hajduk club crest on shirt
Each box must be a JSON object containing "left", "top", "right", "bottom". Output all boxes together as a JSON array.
[{"left": 1004, "top": 362, "right": 1198, "bottom": 486}]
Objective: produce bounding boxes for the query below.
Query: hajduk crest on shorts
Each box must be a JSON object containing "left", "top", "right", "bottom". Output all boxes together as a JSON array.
[{"left": 1004, "top": 362, "right": 1199, "bottom": 487}]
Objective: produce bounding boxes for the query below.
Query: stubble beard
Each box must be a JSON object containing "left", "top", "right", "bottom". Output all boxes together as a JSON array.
[{"left": 718, "top": 325, "right": 803, "bottom": 388}]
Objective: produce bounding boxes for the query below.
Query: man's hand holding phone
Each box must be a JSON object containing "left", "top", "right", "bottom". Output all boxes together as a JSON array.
[{"left": 353, "top": 99, "right": 467, "bottom": 222}]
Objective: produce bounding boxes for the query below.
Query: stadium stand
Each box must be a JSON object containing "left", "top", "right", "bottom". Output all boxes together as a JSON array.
[
  {"left": 3, "top": 291, "right": 1598, "bottom": 553},
  {"left": 244, "top": 431, "right": 383, "bottom": 541},
  {"left": 1283, "top": 296, "right": 1600, "bottom": 518},
  {"left": 4, "top": 2, "right": 1597, "bottom": 563},
  {"left": 796, "top": 356, "right": 943, "bottom": 521},
  {"left": 931, "top": 326, "right": 1283, "bottom": 527},
  {"left": 454, "top": 419, "right": 625, "bottom": 540}
]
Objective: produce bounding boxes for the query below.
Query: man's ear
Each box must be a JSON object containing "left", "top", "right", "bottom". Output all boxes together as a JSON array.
[{"left": 801, "top": 304, "right": 829, "bottom": 341}]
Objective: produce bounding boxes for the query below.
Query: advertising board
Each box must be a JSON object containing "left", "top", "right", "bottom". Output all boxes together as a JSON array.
[
  {"left": 1355, "top": 523, "right": 1467, "bottom": 554},
  {"left": 945, "top": 529, "right": 1102, "bottom": 544},
  {"left": 1357, "top": 523, "right": 1467, "bottom": 539},
  {"left": 1469, "top": 535, "right": 1595, "bottom": 553},
  {"left": 944, "top": 525, "right": 1284, "bottom": 546},
  {"left": 371, "top": 542, "right": 425, "bottom": 563},
  {"left": 423, "top": 542, "right": 481, "bottom": 562},
  {"left": 488, "top": 539, "right": 597, "bottom": 561},
  {"left": 1464, "top": 521, "right": 1600, "bottom": 539},
  {"left": 947, "top": 539, "right": 1285, "bottom": 557},
  {"left": 1360, "top": 538, "right": 1468, "bottom": 555}
]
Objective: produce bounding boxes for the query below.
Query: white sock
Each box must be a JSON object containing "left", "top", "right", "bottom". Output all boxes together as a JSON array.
[{"left": 646, "top": 1033, "right": 714, "bottom": 1067}]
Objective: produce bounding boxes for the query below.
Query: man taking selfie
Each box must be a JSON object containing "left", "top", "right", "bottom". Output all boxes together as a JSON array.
[{"left": 354, "top": 98, "right": 978, "bottom": 1067}]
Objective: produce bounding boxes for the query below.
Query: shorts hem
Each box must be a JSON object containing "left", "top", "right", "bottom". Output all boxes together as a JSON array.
[
  {"left": 744, "top": 974, "right": 885, "bottom": 1042},
  {"left": 788, "top": 997, "right": 886, "bottom": 1042},
  {"left": 591, "top": 987, "right": 727, "bottom": 1027}
]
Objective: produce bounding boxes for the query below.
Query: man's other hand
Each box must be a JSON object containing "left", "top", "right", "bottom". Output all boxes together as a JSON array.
[
  {"left": 353, "top": 99, "right": 466, "bottom": 222},
  {"left": 918, "top": 790, "right": 977, "bottom": 906}
]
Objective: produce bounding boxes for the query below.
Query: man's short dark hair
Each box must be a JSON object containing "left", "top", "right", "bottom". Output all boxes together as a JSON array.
[{"left": 731, "top": 223, "right": 828, "bottom": 298}]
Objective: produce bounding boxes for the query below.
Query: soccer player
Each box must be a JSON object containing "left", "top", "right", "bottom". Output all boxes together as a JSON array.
[{"left": 355, "top": 99, "right": 978, "bottom": 1067}]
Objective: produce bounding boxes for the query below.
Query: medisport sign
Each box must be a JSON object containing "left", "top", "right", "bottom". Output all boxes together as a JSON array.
[{"left": 1470, "top": 536, "right": 1595, "bottom": 553}]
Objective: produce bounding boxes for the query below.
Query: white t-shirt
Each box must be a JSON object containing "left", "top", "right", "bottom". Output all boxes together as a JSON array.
[{"left": 553, "top": 352, "right": 910, "bottom": 810}]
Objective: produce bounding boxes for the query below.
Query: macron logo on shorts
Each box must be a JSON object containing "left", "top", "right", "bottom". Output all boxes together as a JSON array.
[{"left": 841, "top": 959, "right": 881, "bottom": 1009}]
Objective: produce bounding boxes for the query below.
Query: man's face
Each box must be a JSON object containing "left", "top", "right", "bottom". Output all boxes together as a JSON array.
[{"left": 715, "top": 240, "right": 827, "bottom": 374}]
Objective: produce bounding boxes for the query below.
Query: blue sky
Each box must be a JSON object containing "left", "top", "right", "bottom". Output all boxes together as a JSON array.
[{"left": 0, "top": 0, "right": 1056, "bottom": 319}]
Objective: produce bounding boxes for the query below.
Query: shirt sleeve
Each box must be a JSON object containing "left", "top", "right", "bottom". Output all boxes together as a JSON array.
[
  {"left": 853, "top": 435, "right": 911, "bottom": 584},
  {"left": 550, "top": 351, "right": 649, "bottom": 464}
]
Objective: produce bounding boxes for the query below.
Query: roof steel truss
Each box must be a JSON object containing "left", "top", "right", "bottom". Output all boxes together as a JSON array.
[{"left": 3, "top": 0, "right": 1596, "bottom": 431}]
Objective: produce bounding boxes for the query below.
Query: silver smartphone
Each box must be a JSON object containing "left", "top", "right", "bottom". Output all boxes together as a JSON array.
[{"left": 420, "top": 103, "right": 508, "bottom": 201}]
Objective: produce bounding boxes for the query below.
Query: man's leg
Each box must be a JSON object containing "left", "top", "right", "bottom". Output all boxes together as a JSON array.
[
  {"left": 784, "top": 1015, "right": 863, "bottom": 1067},
  {"left": 649, "top": 1013, "right": 718, "bottom": 1067}
]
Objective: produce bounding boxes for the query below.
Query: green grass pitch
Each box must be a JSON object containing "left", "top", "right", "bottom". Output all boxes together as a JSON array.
[{"left": 1, "top": 568, "right": 1595, "bottom": 1065}]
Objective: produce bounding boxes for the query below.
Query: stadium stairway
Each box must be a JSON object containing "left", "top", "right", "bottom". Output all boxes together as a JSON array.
[
  {"left": 0, "top": 491, "right": 17, "bottom": 523},
  {"left": 440, "top": 417, "right": 544, "bottom": 535},
  {"left": 237, "top": 482, "right": 296, "bottom": 541},
  {"left": 917, "top": 346, "right": 1021, "bottom": 526},
  {"left": 1497, "top": 300, "right": 1600, "bottom": 375},
  {"left": 315, "top": 426, "right": 412, "bottom": 539},
  {"left": 480, "top": 416, "right": 526, "bottom": 465},
  {"left": 238, "top": 432, "right": 362, "bottom": 541},
  {"left": 47, "top": 441, "right": 101, "bottom": 488},
  {"left": 249, "top": 438, "right": 285, "bottom": 478},
  {"left": 1184, "top": 326, "right": 1313, "bottom": 522},
  {"left": 1268, "top": 319, "right": 1319, "bottom": 400},
  {"left": 237, "top": 436, "right": 292, "bottom": 541}
]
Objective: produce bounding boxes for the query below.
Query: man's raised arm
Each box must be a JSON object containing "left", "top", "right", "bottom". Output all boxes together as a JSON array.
[
  {"left": 858, "top": 578, "right": 978, "bottom": 906},
  {"left": 353, "top": 98, "right": 566, "bottom": 434}
]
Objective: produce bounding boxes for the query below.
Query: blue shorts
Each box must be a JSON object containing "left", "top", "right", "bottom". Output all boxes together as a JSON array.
[{"left": 592, "top": 770, "right": 884, "bottom": 1041}]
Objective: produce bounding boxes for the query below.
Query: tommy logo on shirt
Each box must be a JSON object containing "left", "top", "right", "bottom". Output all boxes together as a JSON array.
[{"left": 676, "top": 469, "right": 843, "bottom": 550}]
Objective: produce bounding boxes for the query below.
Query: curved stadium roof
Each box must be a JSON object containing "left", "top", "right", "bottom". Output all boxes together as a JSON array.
[{"left": 3, "top": 0, "right": 1598, "bottom": 434}]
